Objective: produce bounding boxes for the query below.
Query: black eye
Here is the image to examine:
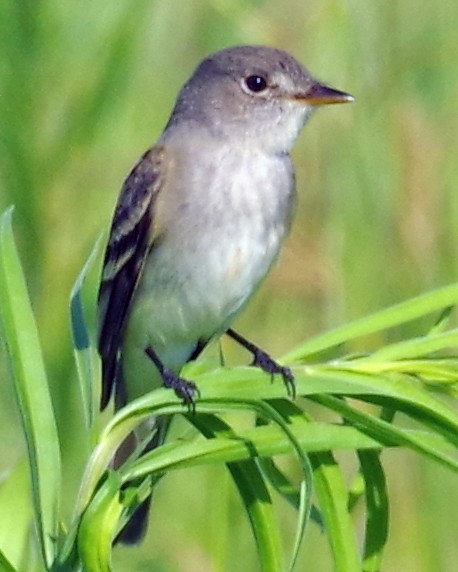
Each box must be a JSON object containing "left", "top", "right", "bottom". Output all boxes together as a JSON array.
[{"left": 244, "top": 75, "right": 268, "bottom": 93}]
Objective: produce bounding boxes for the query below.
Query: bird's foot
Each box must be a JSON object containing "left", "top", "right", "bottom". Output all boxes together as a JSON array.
[
  {"left": 161, "top": 368, "right": 200, "bottom": 413},
  {"left": 251, "top": 350, "right": 296, "bottom": 399},
  {"left": 145, "top": 346, "right": 199, "bottom": 413},
  {"left": 225, "top": 330, "right": 296, "bottom": 399}
]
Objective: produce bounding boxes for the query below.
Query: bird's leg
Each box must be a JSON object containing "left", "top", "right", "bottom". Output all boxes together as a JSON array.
[
  {"left": 145, "top": 346, "right": 199, "bottom": 412},
  {"left": 226, "top": 328, "right": 295, "bottom": 398}
]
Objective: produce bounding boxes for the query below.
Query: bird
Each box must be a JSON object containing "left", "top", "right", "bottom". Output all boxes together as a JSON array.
[{"left": 97, "top": 45, "right": 353, "bottom": 544}]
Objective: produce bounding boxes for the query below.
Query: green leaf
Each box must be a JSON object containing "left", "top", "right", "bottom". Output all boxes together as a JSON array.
[
  {"left": 191, "top": 413, "right": 284, "bottom": 572},
  {"left": 70, "top": 236, "right": 102, "bottom": 430},
  {"left": 310, "top": 452, "right": 361, "bottom": 572},
  {"left": 77, "top": 472, "right": 123, "bottom": 572},
  {"left": 354, "top": 329, "right": 458, "bottom": 363},
  {"left": 255, "top": 399, "right": 314, "bottom": 572},
  {"left": 312, "top": 393, "right": 458, "bottom": 472},
  {"left": 0, "top": 549, "right": 17, "bottom": 572},
  {"left": 359, "top": 451, "right": 388, "bottom": 572},
  {"left": 0, "top": 208, "right": 61, "bottom": 568},
  {"left": 229, "top": 460, "right": 284, "bottom": 572},
  {"left": 69, "top": 344, "right": 458, "bottom": 572},
  {"left": 282, "top": 282, "right": 458, "bottom": 362},
  {"left": 77, "top": 366, "right": 458, "bottom": 509},
  {"left": 289, "top": 367, "right": 458, "bottom": 449}
]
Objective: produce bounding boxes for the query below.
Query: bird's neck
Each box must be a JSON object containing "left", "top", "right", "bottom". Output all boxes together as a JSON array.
[{"left": 162, "top": 118, "right": 297, "bottom": 158}]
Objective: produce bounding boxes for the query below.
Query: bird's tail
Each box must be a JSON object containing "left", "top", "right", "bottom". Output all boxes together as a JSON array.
[{"left": 114, "top": 416, "right": 171, "bottom": 545}]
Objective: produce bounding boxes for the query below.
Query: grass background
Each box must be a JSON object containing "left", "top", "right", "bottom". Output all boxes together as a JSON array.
[{"left": 1, "top": 1, "right": 457, "bottom": 570}]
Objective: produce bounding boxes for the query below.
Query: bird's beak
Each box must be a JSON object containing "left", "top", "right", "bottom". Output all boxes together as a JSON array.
[{"left": 295, "top": 82, "right": 354, "bottom": 106}]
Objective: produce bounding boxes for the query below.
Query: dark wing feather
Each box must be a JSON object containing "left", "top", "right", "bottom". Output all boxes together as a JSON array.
[{"left": 97, "top": 146, "right": 165, "bottom": 410}]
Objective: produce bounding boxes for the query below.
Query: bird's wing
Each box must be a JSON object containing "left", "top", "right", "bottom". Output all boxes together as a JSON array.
[{"left": 97, "top": 146, "right": 165, "bottom": 410}]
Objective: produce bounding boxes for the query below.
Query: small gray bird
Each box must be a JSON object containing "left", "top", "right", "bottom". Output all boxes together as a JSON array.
[{"left": 97, "top": 45, "right": 353, "bottom": 543}]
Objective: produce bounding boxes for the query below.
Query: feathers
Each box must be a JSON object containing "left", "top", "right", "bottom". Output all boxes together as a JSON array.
[{"left": 97, "top": 146, "right": 165, "bottom": 409}]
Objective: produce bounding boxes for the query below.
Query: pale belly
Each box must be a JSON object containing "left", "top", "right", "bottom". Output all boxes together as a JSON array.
[
  {"left": 131, "top": 218, "right": 280, "bottom": 334},
  {"left": 121, "top": 222, "right": 284, "bottom": 399}
]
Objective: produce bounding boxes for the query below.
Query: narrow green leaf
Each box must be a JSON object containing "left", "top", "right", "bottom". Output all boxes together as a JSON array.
[
  {"left": 77, "top": 367, "right": 458, "bottom": 511},
  {"left": 74, "top": 399, "right": 186, "bottom": 520},
  {"left": 312, "top": 394, "right": 458, "bottom": 472},
  {"left": 293, "top": 367, "right": 458, "bottom": 447},
  {"left": 70, "top": 236, "right": 102, "bottom": 430},
  {"left": 120, "top": 412, "right": 286, "bottom": 572},
  {"left": 119, "top": 422, "right": 380, "bottom": 482},
  {"left": 310, "top": 452, "right": 361, "bottom": 572},
  {"left": 355, "top": 329, "right": 458, "bottom": 363},
  {"left": 347, "top": 471, "right": 365, "bottom": 513},
  {"left": 256, "top": 399, "right": 314, "bottom": 572},
  {"left": 258, "top": 454, "right": 323, "bottom": 529},
  {"left": 258, "top": 457, "right": 302, "bottom": 509},
  {"left": 0, "top": 208, "right": 61, "bottom": 568},
  {"left": 107, "top": 397, "right": 315, "bottom": 572},
  {"left": 191, "top": 413, "right": 285, "bottom": 572},
  {"left": 429, "top": 306, "right": 454, "bottom": 335},
  {"left": 339, "top": 358, "right": 458, "bottom": 384},
  {"left": 288, "top": 479, "right": 310, "bottom": 572},
  {"left": 359, "top": 452, "right": 389, "bottom": 572},
  {"left": 282, "top": 282, "right": 458, "bottom": 363},
  {"left": 77, "top": 472, "right": 123, "bottom": 572},
  {"left": 70, "top": 357, "right": 458, "bottom": 572},
  {"left": 228, "top": 461, "right": 284, "bottom": 572},
  {"left": 0, "top": 548, "right": 17, "bottom": 572}
]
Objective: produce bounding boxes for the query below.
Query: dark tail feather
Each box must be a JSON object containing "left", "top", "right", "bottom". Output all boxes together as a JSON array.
[
  {"left": 114, "top": 417, "right": 170, "bottom": 545},
  {"left": 115, "top": 495, "right": 152, "bottom": 545}
]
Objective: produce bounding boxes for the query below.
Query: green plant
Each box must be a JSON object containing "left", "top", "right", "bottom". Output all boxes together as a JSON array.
[{"left": 1, "top": 205, "right": 457, "bottom": 571}]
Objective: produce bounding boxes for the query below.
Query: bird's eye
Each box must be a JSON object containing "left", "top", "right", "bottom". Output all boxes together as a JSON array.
[{"left": 243, "top": 75, "right": 268, "bottom": 94}]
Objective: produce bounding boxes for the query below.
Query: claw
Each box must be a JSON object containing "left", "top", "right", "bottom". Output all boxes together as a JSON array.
[
  {"left": 252, "top": 350, "right": 296, "bottom": 399},
  {"left": 162, "top": 369, "right": 199, "bottom": 414},
  {"left": 226, "top": 329, "right": 295, "bottom": 399},
  {"left": 145, "top": 345, "right": 199, "bottom": 413}
]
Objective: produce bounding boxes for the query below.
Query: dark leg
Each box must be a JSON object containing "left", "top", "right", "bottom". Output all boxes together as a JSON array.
[
  {"left": 145, "top": 345, "right": 199, "bottom": 411},
  {"left": 226, "top": 328, "right": 296, "bottom": 398}
]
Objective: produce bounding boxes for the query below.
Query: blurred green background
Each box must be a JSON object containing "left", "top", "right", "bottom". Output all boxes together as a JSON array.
[{"left": 1, "top": 1, "right": 458, "bottom": 570}]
